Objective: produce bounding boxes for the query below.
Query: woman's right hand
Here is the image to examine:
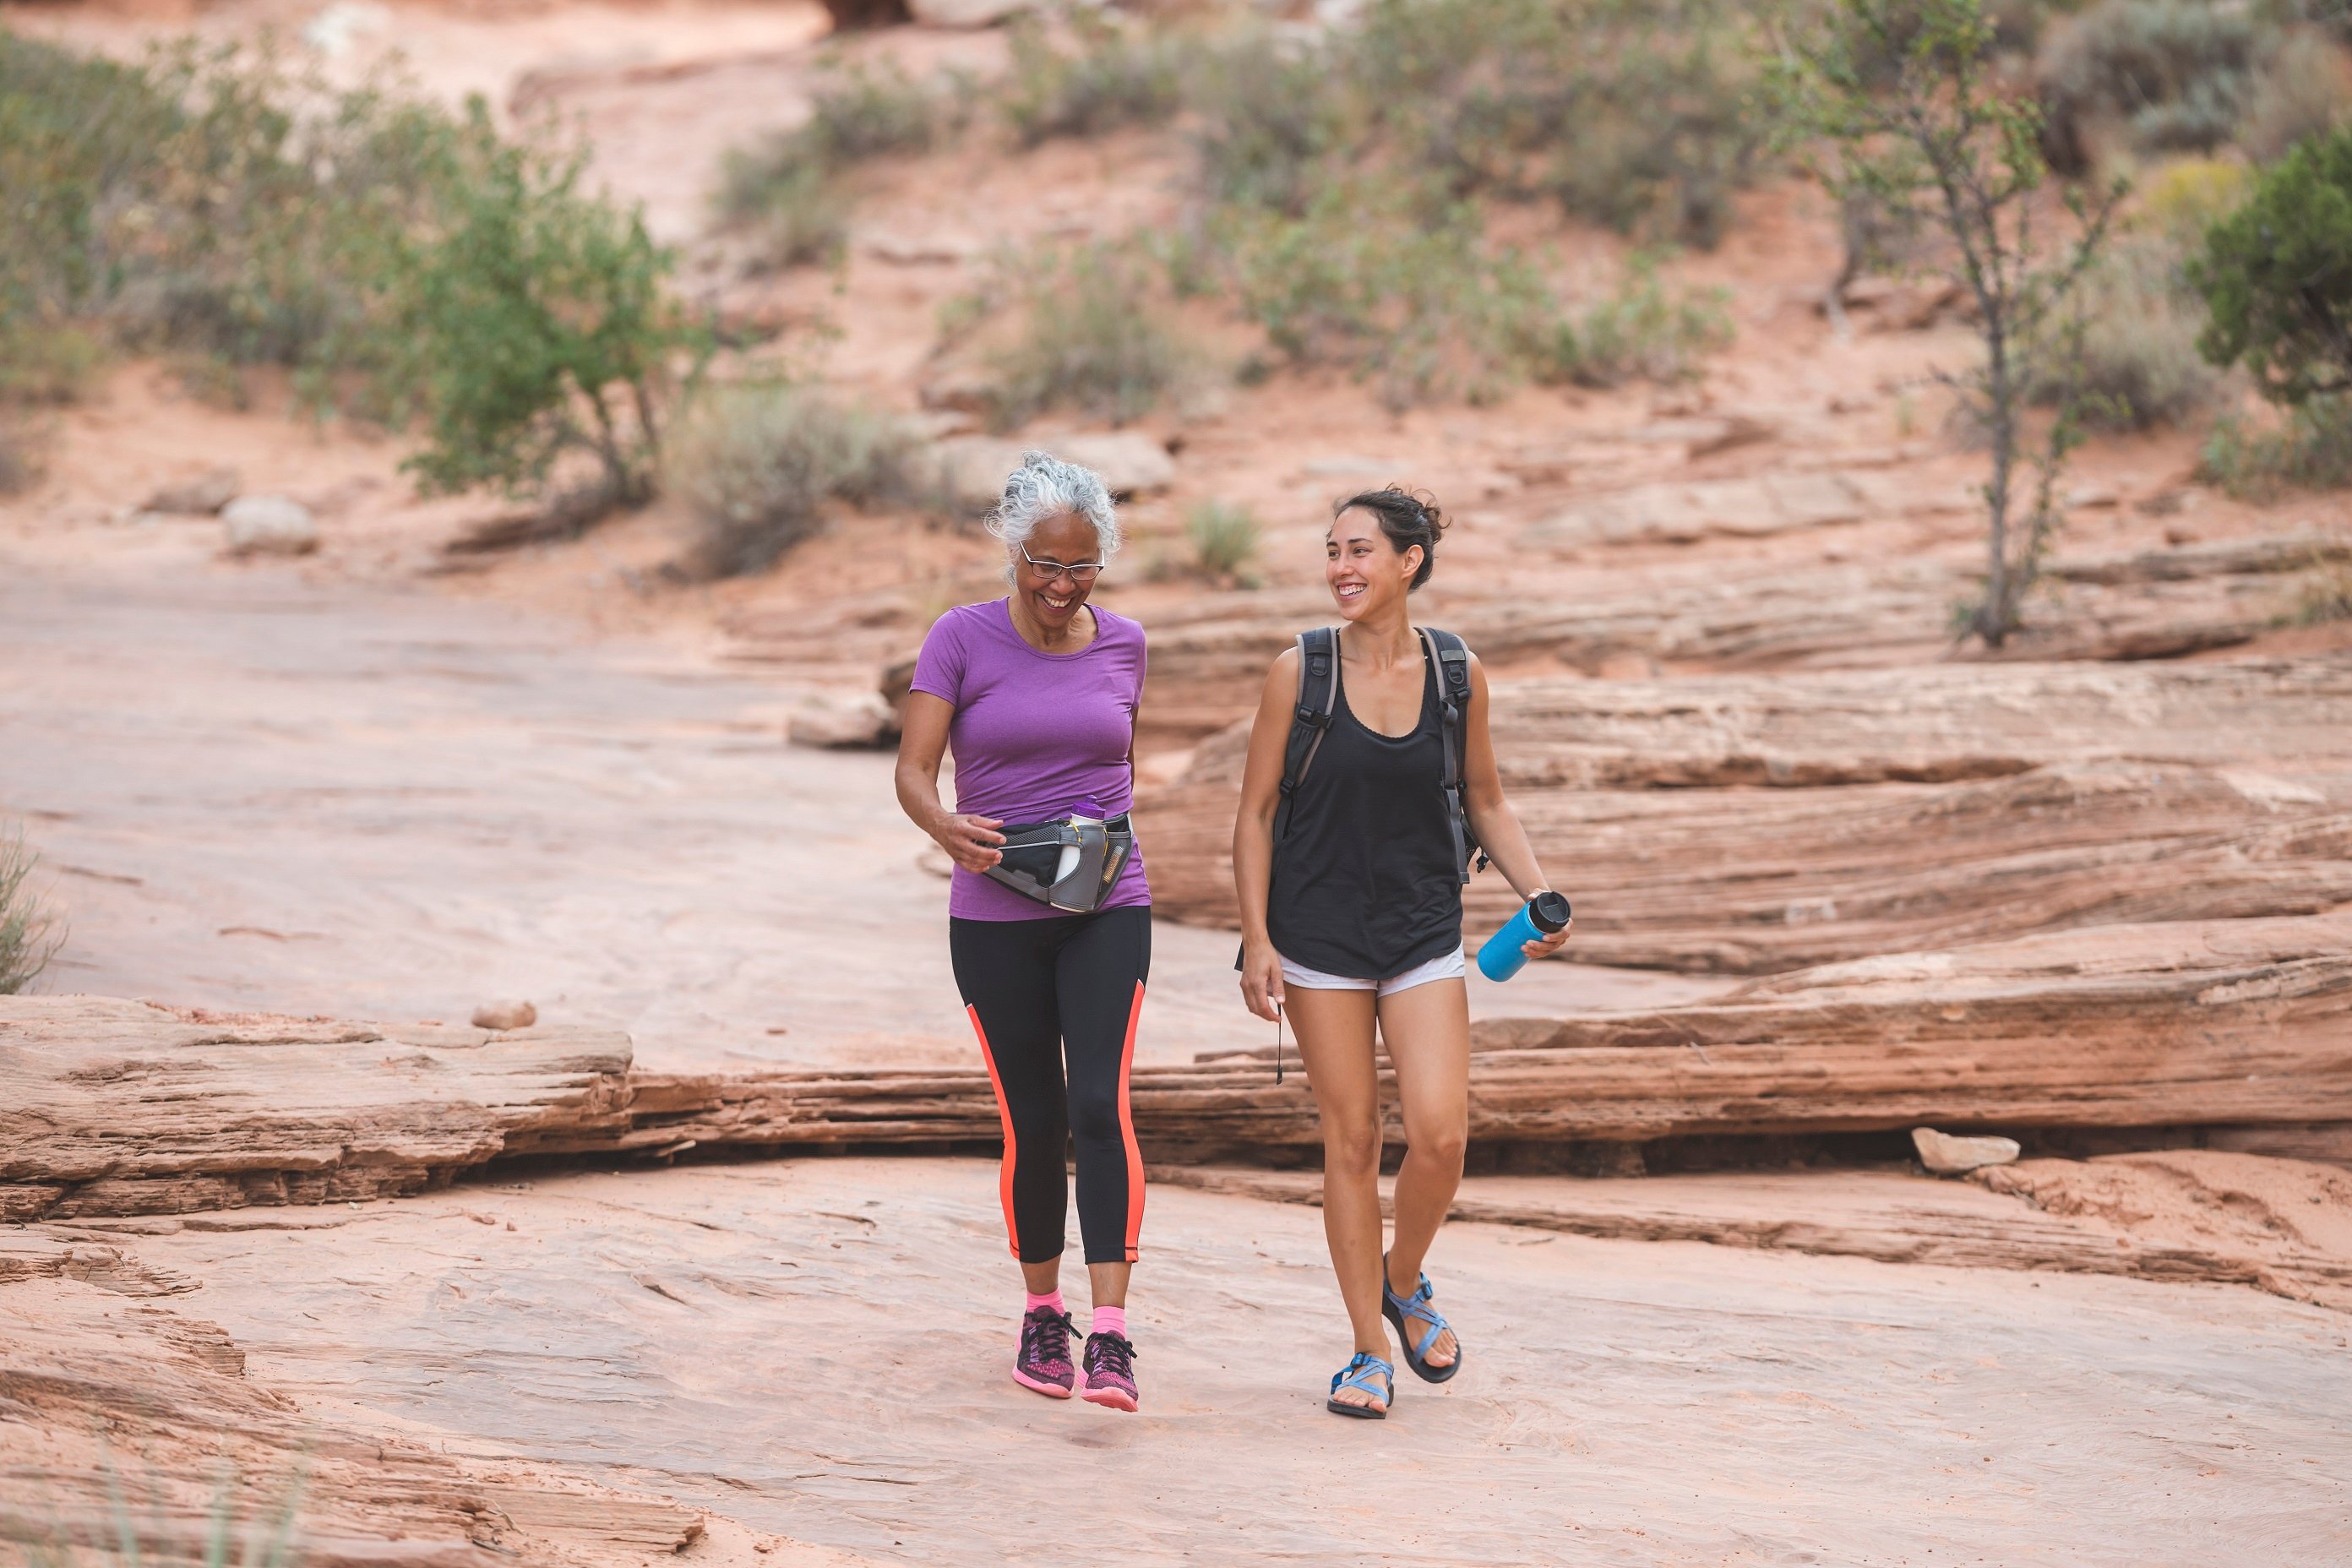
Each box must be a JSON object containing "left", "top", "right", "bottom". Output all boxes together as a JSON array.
[
  {"left": 1238, "top": 937, "right": 1286, "bottom": 1024},
  {"left": 935, "top": 813, "right": 1006, "bottom": 873}
]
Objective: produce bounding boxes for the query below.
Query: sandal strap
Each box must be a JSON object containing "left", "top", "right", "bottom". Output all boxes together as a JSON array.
[
  {"left": 1330, "top": 1353, "right": 1394, "bottom": 1396},
  {"left": 1386, "top": 1273, "right": 1451, "bottom": 1359}
]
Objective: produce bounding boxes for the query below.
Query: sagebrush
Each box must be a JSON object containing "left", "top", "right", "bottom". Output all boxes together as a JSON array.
[{"left": 669, "top": 386, "right": 935, "bottom": 577}]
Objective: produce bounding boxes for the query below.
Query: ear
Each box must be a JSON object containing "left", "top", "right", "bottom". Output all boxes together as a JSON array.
[{"left": 1401, "top": 542, "right": 1424, "bottom": 580}]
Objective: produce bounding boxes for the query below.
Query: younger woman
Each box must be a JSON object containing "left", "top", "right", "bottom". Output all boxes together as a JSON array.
[{"left": 1231, "top": 487, "right": 1570, "bottom": 1418}]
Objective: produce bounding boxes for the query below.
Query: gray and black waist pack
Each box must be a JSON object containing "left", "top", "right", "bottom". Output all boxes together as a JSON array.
[{"left": 983, "top": 813, "right": 1135, "bottom": 912}]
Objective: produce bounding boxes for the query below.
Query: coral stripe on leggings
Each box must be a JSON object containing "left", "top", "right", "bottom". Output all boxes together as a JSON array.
[{"left": 950, "top": 906, "right": 1150, "bottom": 1265}]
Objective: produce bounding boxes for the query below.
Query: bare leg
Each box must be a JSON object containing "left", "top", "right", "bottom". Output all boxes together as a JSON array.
[
  {"left": 1021, "top": 1259, "right": 1061, "bottom": 1298},
  {"left": 1087, "top": 1260, "right": 1130, "bottom": 1309},
  {"left": 1286, "top": 985, "right": 1391, "bottom": 1412},
  {"left": 1377, "top": 977, "right": 1470, "bottom": 1367}
]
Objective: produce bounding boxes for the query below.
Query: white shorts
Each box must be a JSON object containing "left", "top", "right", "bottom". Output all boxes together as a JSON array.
[{"left": 1279, "top": 945, "right": 1467, "bottom": 999}]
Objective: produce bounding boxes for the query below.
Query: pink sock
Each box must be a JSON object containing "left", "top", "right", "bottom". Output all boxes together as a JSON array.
[
  {"left": 1092, "top": 1305, "right": 1127, "bottom": 1340},
  {"left": 1026, "top": 1289, "right": 1064, "bottom": 1315}
]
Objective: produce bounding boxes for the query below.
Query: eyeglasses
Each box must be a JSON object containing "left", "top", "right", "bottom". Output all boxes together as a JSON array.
[{"left": 1021, "top": 546, "right": 1105, "bottom": 584}]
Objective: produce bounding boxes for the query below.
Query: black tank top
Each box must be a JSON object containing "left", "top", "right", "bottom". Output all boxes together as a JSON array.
[{"left": 1266, "top": 644, "right": 1463, "bottom": 979}]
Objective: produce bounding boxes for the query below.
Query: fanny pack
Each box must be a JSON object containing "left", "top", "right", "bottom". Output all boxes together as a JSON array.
[{"left": 983, "top": 813, "right": 1135, "bottom": 913}]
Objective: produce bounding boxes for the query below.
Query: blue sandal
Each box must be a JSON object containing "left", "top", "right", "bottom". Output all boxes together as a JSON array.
[
  {"left": 1326, "top": 1352, "right": 1394, "bottom": 1418},
  {"left": 1382, "top": 1255, "right": 1462, "bottom": 1384}
]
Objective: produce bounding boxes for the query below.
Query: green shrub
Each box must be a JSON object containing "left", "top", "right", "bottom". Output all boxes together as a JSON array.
[
  {"left": 386, "top": 102, "right": 701, "bottom": 506},
  {"left": 1184, "top": 499, "right": 1261, "bottom": 585},
  {"left": 2036, "top": 0, "right": 2273, "bottom": 172},
  {"left": 669, "top": 385, "right": 932, "bottom": 576},
  {"left": 977, "top": 243, "right": 1190, "bottom": 429},
  {"left": 1000, "top": 17, "right": 1189, "bottom": 147},
  {"left": 0, "top": 825, "right": 63, "bottom": 995},
  {"left": 2192, "top": 124, "right": 2352, "bottom": 406},
  {"left": 801, "top": 58, "right": 944, "bottom": 162},
  {"left": 2199, "top": 396, "right": 2352, "bottom": 497},
  {"left": 2294, "top": 539, "right": 2352, "bottom": 623},
  {"left": 0, "top": 416, "right": 37, "bottom": 495}
]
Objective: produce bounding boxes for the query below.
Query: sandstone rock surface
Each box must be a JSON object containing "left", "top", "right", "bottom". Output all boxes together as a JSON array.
[
  {"left": 934, "top": 432, "right": 1173, "bottom": 513},
  {"left": 144, "top": 466, "right": 240, "bottom": 516},
  {"left": 0, "top": 998, "right": 630, "bottom": 1220},
  {"left": 1146, "top": 658, "right": 2352, "bottom": 969}
]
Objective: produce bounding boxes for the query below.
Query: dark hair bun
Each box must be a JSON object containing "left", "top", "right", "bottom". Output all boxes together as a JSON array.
[{"left": 1336, "top": 486, "right": 1448, "bottom": 591}]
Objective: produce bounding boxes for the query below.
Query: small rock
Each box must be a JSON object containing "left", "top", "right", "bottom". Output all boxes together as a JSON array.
[
  {"left": 144, "top": 466, "right": 240, "bottom": 516},
  {"left": 862, "top": 228, "right": 981, "bottom": 264},
  {"left": 1912, "top": 1126, "right": 2021, "bottom": 1175},
  {"left": 221, "top": 495, "right": 318, "bottom": 557},
  {"left": 471, "top": 1000, "right": 537, "bottom": 1032},
  {"left": 2064, "top": 483, "right": 2118, "bottom": 509}
]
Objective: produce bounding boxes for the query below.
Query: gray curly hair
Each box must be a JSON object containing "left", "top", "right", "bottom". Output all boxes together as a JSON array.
[{"left": 986, "top": 449, "right": 1120, "bottom": 583}]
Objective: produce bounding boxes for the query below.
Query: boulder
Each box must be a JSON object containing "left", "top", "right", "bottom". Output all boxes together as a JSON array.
[
  {"left": 220, "top": 495, "right": 318, "bottom": 557},
  {"left": 787, "top": 692, "right": 898, "bottom": 749},
  {"left": 934, "top": 432, "right": 1175, "bottom": 513},
  {"left": 907, "top": 0, "right": 1033, "bottom": 24},
  {"left": 143, "top": 466, "right": 239, "bottom": 516},
  {"left": 1913, "top": 1127, "right": 2023, "bottom": 1174}
]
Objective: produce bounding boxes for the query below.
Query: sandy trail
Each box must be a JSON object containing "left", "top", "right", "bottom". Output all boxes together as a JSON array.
[
  {"left": 0, "top": 555, "right": 1719, "bottom": 1070},
  {"left": 55, "top": 1157, "right": 2352, "bottom": 1565}
]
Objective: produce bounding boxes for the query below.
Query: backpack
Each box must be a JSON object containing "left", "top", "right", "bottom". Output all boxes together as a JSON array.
[{"left": 1274, "top": 625, "right": 1487, "bottom": 884}]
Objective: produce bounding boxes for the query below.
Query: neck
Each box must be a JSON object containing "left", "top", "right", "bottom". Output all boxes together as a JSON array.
[
  {"left": 1342, "top": 603, "right": 1415, "bottom": 665},
  {"left": 1009, "top": 595, "right": 1089, "bottom": 651}
]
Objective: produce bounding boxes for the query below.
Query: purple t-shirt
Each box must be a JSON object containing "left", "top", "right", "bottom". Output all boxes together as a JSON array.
[{"left": 910, "top": 598, "right": 1150, "bottom": 921}]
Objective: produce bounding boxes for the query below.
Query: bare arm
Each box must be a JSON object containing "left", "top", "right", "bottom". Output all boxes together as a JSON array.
[
  {"left": 1231, "top": 645, "right": 1300, "bottom": 1022},
  {"left": 894, "top": 691, "right": 1005, "bottom": 873},
  {"left": 1459, "top": 653, "right": 1571, "bottom": 956}
]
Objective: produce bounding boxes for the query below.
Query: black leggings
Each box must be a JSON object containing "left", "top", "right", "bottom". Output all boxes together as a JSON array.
[{"left": 950, "top": 906, "right": 1151, "bottom": 1266}]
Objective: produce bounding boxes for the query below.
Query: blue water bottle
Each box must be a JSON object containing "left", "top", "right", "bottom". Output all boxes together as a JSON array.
[{"left": 1476, "top": 891, "right": 1572, "bottom": 982}]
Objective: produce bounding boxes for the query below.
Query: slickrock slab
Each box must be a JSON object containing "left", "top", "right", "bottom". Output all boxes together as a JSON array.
[
  {"left": 0, "top": 1244, "right": 783, "bottom": 1566},
  {"left": 1158, "top": 1152, "right": 2352, "bottom": 1313},
  {"left": 612, "top": 914, "right": 2352, "bottom": 1161},
  {"left": 1142, "top": 659, "right": 2352, "bottom": 969},
  {"left": 0, "top": 998, "right": 634, "bottom": 1220},
  {"left": 1124, "top": 533, "right": 2347, "bottom": 746}
]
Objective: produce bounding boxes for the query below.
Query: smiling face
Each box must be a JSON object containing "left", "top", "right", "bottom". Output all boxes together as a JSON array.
[
  {"left": 1014, "top": 509, "right": 1105, "bottom": 630},
  {"left": 1326, "top": 506, "right": 1421, "bottom": 622}
]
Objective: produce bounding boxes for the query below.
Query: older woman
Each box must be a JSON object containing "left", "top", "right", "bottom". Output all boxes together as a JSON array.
[
  {"left": 1232, "top": 487, "right": 1571, "bottom": 1419},
  {"left": 894, "top": 450, "right": 1149, "bottom": 1413}
]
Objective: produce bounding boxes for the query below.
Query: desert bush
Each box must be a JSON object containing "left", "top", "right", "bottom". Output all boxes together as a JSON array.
[
  {"left": 1000, "top": 17, "right": 1189, "bottom": 147},
  {"left": 1184, "top": 38, "right": 1347, "bottom": 215},
  {"left": 2193, "top": 124, "right": 2352, "bottom": 407},
  {"left": 1528, "top": 249, "right": 1734, "bottom": 388},
  {"left": 669, "top": 385, "right": 932, "bottom": 576},
  {"left": 716, "top": 152, "right": 852, "bottom": 270},
  {"left": 714, "top": 61, "right": 950, "bottom": 271},
  {"left": 2294, "top": 538, "right": 2352, "bottom": 622},
  {"left": 2237, "top": 35, "right": 2352, "bottom": 162},
  {"left": 1346, "top": 0, "right": 1770, "bottom": 248},
  {"left": 2028, "top": 234, "right": 2221, "bottom": 429},
  {"left": 2199, "top": 397, "right": 2352, "bottom": 497},
  {"left": 975, "top": 243, "right": 1190, "bottom": 429},
  {"left": 2036, "top": 0, "right": 2273, "bottom": 172},
  {"left": 0, "top": 825, "right": 63, "bottom": 995},
  {"left": 1184, "top": 499, "right": 1261, "bottom": 585}
]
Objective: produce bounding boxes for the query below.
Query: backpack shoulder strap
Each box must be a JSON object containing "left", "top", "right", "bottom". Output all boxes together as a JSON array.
[
  {"left": 1419, "top": 627, "right": 1485, "bottom": 880},
  {"left": 1275, "top": 627, "right": 1340, "bottom": 843}
]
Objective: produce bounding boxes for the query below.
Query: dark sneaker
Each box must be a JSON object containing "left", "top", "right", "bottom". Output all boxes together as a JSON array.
[
  {"left": 1080, "top": 1331, "right": 1139, "bottom": 1413},
  {"left": 1013, "top": 1306, "right": 1077, "bottom": 1398}
]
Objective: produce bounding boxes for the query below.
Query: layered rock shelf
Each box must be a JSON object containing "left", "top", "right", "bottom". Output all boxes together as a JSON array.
[
  {"left": 1124, "top": 533, "right": 2349, "bottom": 747},
  {"left": 1141, "top": 657, "right": 2352, "bottom": 971},
  {"left": 14, "top": 915, "right": 2341, "bottom": 1219}
]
